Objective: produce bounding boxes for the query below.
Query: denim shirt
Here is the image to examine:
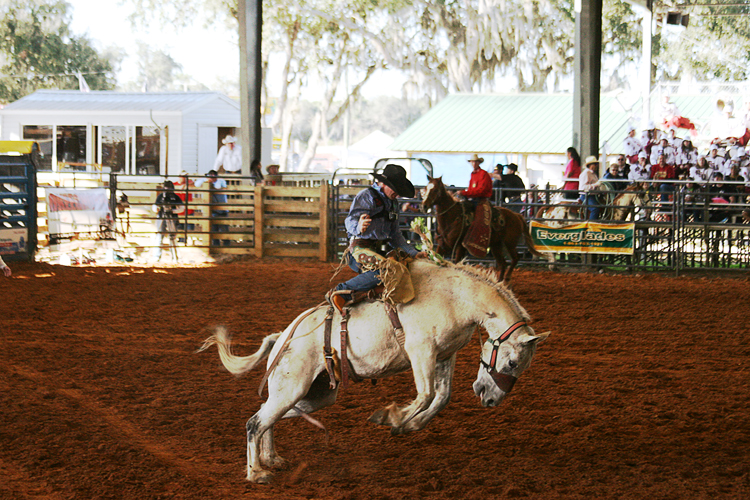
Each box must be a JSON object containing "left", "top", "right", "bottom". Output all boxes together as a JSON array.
[{"left": 345, "top": 184, "right": 418, "bottom": 257}]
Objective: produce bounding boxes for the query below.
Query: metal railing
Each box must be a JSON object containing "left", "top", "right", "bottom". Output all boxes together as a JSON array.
[{"left": 331, "top": 180, "right": 750, "bottom": 274}]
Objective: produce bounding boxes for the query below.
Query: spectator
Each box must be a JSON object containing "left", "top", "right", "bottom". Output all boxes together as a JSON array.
[
  {"left": 498, "top": 163, "right": 526, "bottom": 212},
  {"left": 623, "top": 125, "right": 642, "bottom": 165},
  {"left": 616, "top": 154, "right": 630, "bottom": 178},
  {"left": 708, "top": 172, "right": 732, "bottom": 222},
  {"left": 725, "top": 162, "right": 747, "bottom": 204},
  {"left": 213, "top": 135, "right": 242, "bottom": 174},
  {"left": 665, "top": 127, "right": 683, "bottom": 150},
  {"left": 249, "top": 159, "right": 264, "bottom": 185},
  {"left": 491, "top": 164, "right": 504, "bottom": 189},
  {"left": 579, "top": 156, "right": 602, "bottom": 220},
  {"left": 676, "top": 138, "right": 698, "bottom": 179},
  {"left": 0, "top": 255, "right": 10, "bottom": 277},
  {"left": 641, "top": 121, "right": 658, "bottom": 157},
  {"left": 195, "top": 170, "right": 229, "bottom": 245},
  {"left": 629, "top": 152, "right": 651, "bottom": 183},
  {"left": 603, "top": 161, "right": 627, "bottom": 190},
  {"left": 650, "top": 137, "right": 676, "bottom": 166},
  {"left": 328, "top": 164, "right": 426, "bottom": 312},
  {"left": 690, "top": 155, "right": 714, "bottom": 183},
  {"left": 265, "top": 164, "right": 281, "bottom": 186},
  {"left": 650, "top": 154, "right": 677, "bottom": 204},
  {"left": 152, "top": 180, "right": 182, "bottom": 262},
  {"left": 563, "top": 147, "right": 582, "bottom": 200},
  {"left": 173, "top": 171, "right": 195, "bottom": 216},
  {"left": 173, "top": 171, "right": 195, "bottom": 237},
  {"left": 707, "top": 144, "right": 726, "bottom": 172}
]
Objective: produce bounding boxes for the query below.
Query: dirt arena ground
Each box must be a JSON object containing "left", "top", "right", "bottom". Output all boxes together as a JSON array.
[{"left": 1, "top": 259, "right": 748, "bottom": 500}]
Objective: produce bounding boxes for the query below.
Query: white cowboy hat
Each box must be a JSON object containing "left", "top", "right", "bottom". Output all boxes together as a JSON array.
[
  {"left": 222, "top": 135, "right": 237, "bottom": 144},
  {"left": 584, "top": 155, "right": 599, "bottom": 166},
  {"left": 638, "top": 152, "right": 648, "bottom": 159},
  {"left": 467, "top": 153, "right": 484, "bottom": 164}
]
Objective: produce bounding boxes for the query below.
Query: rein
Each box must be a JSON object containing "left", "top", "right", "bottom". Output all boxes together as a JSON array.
[
  {"left": 480, "top": 320, "right": 527, "bottom": 394},
  {"left": 436, "top": 200, "right": 458, "bottom": 216}
]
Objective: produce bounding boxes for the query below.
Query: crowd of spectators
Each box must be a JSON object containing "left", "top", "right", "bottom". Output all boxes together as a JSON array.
[{"left": 562, "top": 119, "right": 750, "bottom": 222}]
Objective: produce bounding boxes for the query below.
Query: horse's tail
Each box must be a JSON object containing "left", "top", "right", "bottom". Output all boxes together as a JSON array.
[
  {"left": 196, "top": 327, "right": 281, "bottom": 377},
  {"left": 519, "top": 214, "right": 552, "bottom": 262}
]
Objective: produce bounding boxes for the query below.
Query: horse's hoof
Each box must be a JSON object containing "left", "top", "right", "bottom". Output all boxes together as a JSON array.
[
  {"left": 368, "top": 408, "right": 391, "bottom": 426},
  {"left": 368, "top": 402, "right": 398, "bottom": 426},
  {"left": 265, "top": 455, "right": 287, "bottom": 469},
  {"left": 247, "top": 469, "right": 274, "bottom": 483}
]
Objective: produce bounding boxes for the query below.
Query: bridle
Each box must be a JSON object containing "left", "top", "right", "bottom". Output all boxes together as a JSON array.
[{"left": 480, "top": 320, "right": 527, "bottom": 394}]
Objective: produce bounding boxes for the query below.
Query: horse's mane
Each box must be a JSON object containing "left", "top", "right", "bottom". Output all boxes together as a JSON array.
[{"left": 430, "top": 260, "right": 531, "bottom": 322}]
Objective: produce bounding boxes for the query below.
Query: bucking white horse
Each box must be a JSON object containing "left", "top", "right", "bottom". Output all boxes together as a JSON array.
[{"left": 198, "top": 260, "right": 549, "bottom": 483}]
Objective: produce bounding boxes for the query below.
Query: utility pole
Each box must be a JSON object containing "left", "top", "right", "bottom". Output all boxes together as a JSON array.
[
  {"left": 573, "top": 0, "right": 603, "bottom": 162},
  {"left": 641, "top": 0, "right": 653, "bottom": 129},
  {"left": 238, "top": 0, "right": 262, "bottom": 176}
]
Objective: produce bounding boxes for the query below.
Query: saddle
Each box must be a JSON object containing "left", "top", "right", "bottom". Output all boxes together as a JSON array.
[{"left": 323, "top": 250, "right": 413, "bottom": 390}]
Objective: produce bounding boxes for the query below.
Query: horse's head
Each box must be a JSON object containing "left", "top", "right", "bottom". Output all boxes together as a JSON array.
[
  {"left": 472, "top": 319, "right": 549, "bottom": 407},
  {"left": 421, "top": 176, "right": 444, "bottom": 212}
]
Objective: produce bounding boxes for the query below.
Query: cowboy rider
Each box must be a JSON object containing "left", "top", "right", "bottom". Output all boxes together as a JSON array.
[
  {"left": 458, "top": 154, "right": 494, "bottom": 257},
  {"left": 329, "top": 164, "right": 426, "bottom": 312},
  {"left": 460, "top": 154, "right": 493, "bottom": 205}
]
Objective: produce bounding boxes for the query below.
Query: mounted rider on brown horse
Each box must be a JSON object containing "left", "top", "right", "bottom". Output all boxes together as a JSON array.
[{"left": 422, "top": 175, "right": 548, "bottom": 284}]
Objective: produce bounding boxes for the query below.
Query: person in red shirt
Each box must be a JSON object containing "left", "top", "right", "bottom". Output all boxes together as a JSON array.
[
  {"left": 460, "top": 154, "right": 493, "bottom": 204},
  {"left": 173, "top": 171, "right": 195, "bottom": 216},
  {"left": 563, "top": 147, "right": 582, "bottom": 199},
  {"left": 651, "top": 153, "right": 676, "bottom": 204},
  {"left": 459, "top": 154, "right": 494, "bottom": 257}
]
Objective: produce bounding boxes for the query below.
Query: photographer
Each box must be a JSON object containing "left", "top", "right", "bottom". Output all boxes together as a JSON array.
[{"left": 152, "top": 180, "right": 182, "bottom": 262}]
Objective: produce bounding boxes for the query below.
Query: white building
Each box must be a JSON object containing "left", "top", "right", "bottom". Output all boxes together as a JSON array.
[{"left": 0, "top": 90, "right": 247, "bottom": 176}]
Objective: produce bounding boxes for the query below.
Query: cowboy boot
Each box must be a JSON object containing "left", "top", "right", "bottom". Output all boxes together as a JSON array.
[{"left": 326, "top": 289, "right": 349, "bottom": 314}]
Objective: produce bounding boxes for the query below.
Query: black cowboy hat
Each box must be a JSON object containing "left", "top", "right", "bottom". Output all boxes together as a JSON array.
[{"left": 372, "top": 164, "right": 415, "bottom": 198}]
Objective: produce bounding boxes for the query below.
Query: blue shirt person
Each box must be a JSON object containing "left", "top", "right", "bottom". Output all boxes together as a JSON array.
[{"left": 330, "top": 164, "right": 425, "bottom": 310}]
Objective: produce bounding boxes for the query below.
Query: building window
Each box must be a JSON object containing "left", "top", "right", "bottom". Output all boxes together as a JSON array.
[
  {"left": 101, "top": 126, "right": 126, "bottom": 173},
  {"left": 135, "top": 126, "right": 160, "bottom": 175},
  {"left": 57, "top": 126, "right": 87, "bottom": 171},
  {"left": 22, "top": 125, "right": 53, "bottom": 171}
]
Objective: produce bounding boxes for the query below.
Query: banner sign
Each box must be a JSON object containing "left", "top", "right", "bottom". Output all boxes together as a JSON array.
[
  {"left": 530, "top": 221, "right": 635, "bottom": 255},
  {"left": 46, "top": 188, "right": 110, "bottom": 238},
  {"left": 0, "top": 228, "right": 28, "bottom": 255}
]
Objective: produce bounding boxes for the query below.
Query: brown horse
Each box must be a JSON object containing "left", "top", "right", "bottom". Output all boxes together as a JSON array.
[{"left": 421, "top": 176, "right": 548, "bottom": 284}]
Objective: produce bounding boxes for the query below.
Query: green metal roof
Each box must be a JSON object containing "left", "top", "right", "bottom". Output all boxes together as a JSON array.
[{"left": 389, "top": 93, "right": 721, "bottom": 155}]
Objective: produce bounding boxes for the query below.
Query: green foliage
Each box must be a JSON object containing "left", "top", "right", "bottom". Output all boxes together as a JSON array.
[
  {"left": 0, "top": 0, "right": 115, "bottom": 103},
  {"left": 655, "top": 7, "right": 750, "bottom": 82}
]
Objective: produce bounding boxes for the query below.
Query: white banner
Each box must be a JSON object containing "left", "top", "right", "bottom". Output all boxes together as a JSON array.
[
  {"left": 0, "top": 228, "right": 28, "bottom": 255},
  {"left": 46, "top": 188, "right": 111, "bottom": 237}
]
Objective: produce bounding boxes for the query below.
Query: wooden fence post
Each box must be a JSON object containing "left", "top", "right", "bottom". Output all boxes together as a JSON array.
[
  {"left": 254, "top": 184, "right": 264, "bottom": 258},
  {"left": 319, "top": 182, "right": 330, "bottom": 261}
]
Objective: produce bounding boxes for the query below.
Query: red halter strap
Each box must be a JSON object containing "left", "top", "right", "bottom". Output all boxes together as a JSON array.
[{"left": 488, "top": 321, "right": 527, "bottom": 367}]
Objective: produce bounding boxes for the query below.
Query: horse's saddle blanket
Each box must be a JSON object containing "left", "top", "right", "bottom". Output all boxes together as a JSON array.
[{"left": 462, "top": 202, "right": 505, "bottom": 258}]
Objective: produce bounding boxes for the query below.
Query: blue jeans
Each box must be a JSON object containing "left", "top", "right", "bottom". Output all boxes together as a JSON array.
[
  {"left": 335, "top": 252, "right": 381, "bottom": 296},
  {"left": 584, "top": 194, "right": 599, "bottom": 220}
]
